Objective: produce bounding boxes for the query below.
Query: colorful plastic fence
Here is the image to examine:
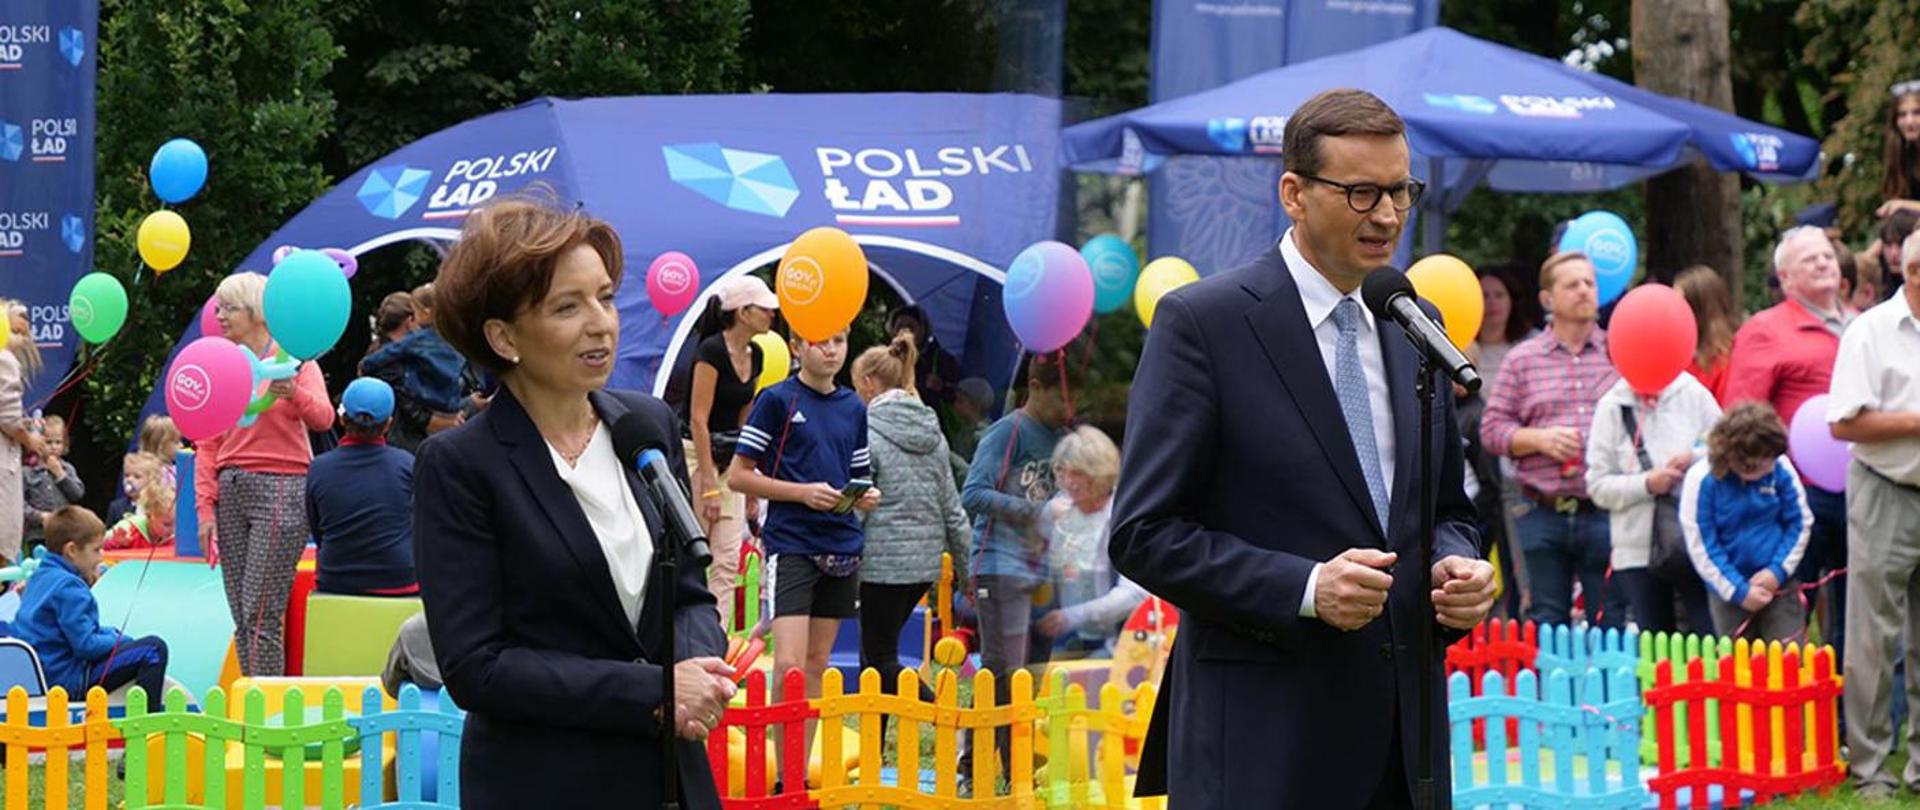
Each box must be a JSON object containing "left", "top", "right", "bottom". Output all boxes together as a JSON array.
[
  {"left": 1445, "top": 618, "right": 1540, "bottom": 749},
  {"left": 711, "top": 666, "right": 1162, "bottom": 809},
  {"left": 1645, "top": 641, "right": 1844, "bottom": 810},
  {"left": 1449, "top": 664, "right": 1645, "bottom": 810},
  {"left": 1635, "top": 632, "right": 1736, "bottom": 766},
  {"left": 0, "top": 683, "right": 463, "bottom": 810}
]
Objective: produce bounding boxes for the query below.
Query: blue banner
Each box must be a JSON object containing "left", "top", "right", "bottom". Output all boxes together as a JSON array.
[
  {"left": 1148, "top": 0, "right": 1433, "bottom": 274},
  {"left": 0, "top": 1, "right": 96, "bottom": 408},
  {"left": 138, "top": 93, "right": 1064, "bottom": 428}
]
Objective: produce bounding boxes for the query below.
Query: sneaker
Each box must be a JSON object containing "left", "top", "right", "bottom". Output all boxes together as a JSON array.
[{"left": 1857, "top": 783, "right": 1896, "bottom": 803}]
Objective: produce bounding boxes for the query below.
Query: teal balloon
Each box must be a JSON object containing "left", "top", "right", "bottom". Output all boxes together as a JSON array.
[
  {"left": 1081, "top": 234, "right": 1140, "bottom": 314},
  {"left": 263, "top": 251, "right": 351, "bottom": 360},
  {"left": 69, "top": 272, "right": 128, "bottom": 343}
]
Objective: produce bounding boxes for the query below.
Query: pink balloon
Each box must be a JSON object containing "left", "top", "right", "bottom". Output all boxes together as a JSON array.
[
  {"left": 165, "top": 337, "right": 253, "bottom": 442},
  {"left": 1788, "top": 394, "right": 1850, "bottom": 492},
  {"left": 1002, "top": 240, "right": 1094, "bottom": 353},
  {"left": 198, "top": 294, "right": 221, "bottom": 337},
  {"left": 647, "top": 251, "right": 700, "bottom": 317},
  {"left": 1606, "top": 284, "right": 1697, "bottom": 395}
]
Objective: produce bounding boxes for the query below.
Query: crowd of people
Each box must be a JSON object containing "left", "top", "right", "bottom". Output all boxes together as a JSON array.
[{"left": 1462, "top": 187, "right": 1920, "bottom": 796}]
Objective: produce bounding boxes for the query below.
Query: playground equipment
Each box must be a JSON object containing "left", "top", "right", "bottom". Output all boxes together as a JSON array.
[
  {"left": 1645, "top": 640, "right": 1844, "bottom": 810},
  {"left": 1448, "top": 665, "right": 1645, "bottom": 809}
]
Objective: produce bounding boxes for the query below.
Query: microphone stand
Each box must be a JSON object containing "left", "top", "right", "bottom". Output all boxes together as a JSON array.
[
  {"left": 656, "top": 501, "right": 684, "bottom": 809},
  {"left": 1414, "top": 349, "right": 1438, "bottom": 810}
]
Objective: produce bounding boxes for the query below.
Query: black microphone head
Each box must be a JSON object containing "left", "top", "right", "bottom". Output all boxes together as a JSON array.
[
  {"left": 610, "top": 409, "right": 672, "bottom": 465},
  {"left": 1361, "top": 267, "right": 1415, "bottom": 322}
]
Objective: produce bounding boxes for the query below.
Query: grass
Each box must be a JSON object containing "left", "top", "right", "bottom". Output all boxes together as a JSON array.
[{"left": 0, "top": 764, "right": 126, "bottom": 806}]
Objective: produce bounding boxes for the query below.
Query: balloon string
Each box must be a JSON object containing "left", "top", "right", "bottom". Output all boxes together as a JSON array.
[{"left": 1057, "top": 349, "right": 1076, "bottom": 428}]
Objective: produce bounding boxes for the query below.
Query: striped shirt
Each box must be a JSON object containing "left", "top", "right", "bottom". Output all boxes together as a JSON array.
[
  {"left": 1479, "top": 327, "right": 1619, "bottom": 499},
  {"left": 736, "top": 378, "right": 871, "bottom": 556}
]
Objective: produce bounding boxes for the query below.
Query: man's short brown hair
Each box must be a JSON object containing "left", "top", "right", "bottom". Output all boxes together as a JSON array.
[
  {"left": 1708, "top": 403, "right": 1789, "bottom": 478},
  {"left": 1539, "top": 251, "right": 1591, "bottom": 292},
  {"left": 44, "top": 505, "right": 105, "bottom": 556},
  {"left": 1282, "top": 89, "right": 1406, "bottom": 177},
  {"left": 433, "top": 193, "right": 625, "bottom": 374}
]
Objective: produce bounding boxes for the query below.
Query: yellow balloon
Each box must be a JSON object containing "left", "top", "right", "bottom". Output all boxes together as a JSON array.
[
  {"left": 138, "top": 210, "right": 191, "bottom": 272},
  {"left": 1134, "top": 257, "right": 1200, "bottom": 328},
  {"left": 1405, "top": 254, "right": 1483, "bottom": 350},
  {"left": 750, "top": 331, "right": 791, "bottom": 393}
]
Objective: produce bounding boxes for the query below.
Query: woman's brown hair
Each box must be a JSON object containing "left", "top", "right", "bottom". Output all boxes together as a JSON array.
[
  {"left": 433, "top": 192, "right": 624, "bottom": 373},
  {"left": 1674, "top": 266, "right": 1737, "bottom": 369},
  {"left": 1883, "top": 89, "right": 1920, "bottom": 202}
]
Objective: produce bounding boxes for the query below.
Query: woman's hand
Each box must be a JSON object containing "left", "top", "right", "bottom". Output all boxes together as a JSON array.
[
  {"left": 267, "top": 377, "right": 298, "bottom": 399},
  {"left": 1877, "top": 199, "right": 1920, "bottom": 219},
  {"left": 671, "top": 657, "right": 738, "bottom": 739},
  {"left": 696, "top": 470, "right": 722, "bottom": 525},
  {"left": 200, "top": 521, "right": 219, "bottom": 568}
]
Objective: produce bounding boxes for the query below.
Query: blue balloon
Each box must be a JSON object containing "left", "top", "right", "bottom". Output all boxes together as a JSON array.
[
  {"left": 150, "top": 138, "right": 208, "bottom": 203},
  {"left": 1557, "top": 210, "right": 1637, "bottom": 306},
  {"left": 1080, "top": 234, "right": 1141, "bottom": 314},
  {"left": 263, "top": 251, "right": 351, "bottom": 360}
]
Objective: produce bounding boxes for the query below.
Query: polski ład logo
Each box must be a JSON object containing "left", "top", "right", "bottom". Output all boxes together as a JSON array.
[
  {"left": 779, "top": 257, "right": 825, "bottom": 306},
  {"left": 1004, "top": 251, "right": 1046, "bottom": 299},
  {"left": 356, "top": 165, "right": 432, "bottom": 219},
  {"left": 58, "top": 27, "right": 83, "bottom": 67}
]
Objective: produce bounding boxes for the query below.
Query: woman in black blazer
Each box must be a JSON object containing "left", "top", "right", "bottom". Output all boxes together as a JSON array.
[{"left": 414, "top": 197, "right": 735, "bottom": 808}]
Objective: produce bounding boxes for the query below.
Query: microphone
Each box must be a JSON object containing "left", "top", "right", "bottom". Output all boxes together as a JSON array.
[
  {"left": 1361, "top": 268, "right": 1482, "bottom": 393},
  {"left": 610, "top": 410, "right": 712, "bottom": 568}
]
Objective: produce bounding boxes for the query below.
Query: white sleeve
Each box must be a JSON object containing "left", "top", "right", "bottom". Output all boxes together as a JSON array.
[
  {"left": 1299, "top": 563, "right": 1322, "bottom": 618},
  {"left": 1827, "top": 319, "right": 1879, "bottom": 423}
]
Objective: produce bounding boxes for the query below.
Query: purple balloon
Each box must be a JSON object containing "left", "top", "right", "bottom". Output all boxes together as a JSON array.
[
  {"left": 1002, "top": 241, "right": 1093, "bottom": 353},
  {"left": 1787, "top": 394, "right": 1849, "bottom": 492}
]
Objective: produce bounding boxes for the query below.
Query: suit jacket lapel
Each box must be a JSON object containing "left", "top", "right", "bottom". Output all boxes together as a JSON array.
[
  {"left": 1242, "top": 247, "right": 1387, "bottom": 541},
  {"left": 494, "top": 388, "right": 638, "bottom": 648},
  {"left": 1379, "top": 317, "right": 1421, "bottom": 544}
]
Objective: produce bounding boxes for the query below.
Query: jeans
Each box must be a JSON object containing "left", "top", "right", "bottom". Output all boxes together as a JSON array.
[
  {"left": 1516, "top": 506, "right": 1619, "bottom": 628},
  {"left": 85, "top": 636, "right": 169, "bottom": 713},
  {"left": 1805, "top": 485, "right": 1848, "bottom": 659},
  {"left": 1615, "top": 567, "right": 1714, "bottom": 635}
]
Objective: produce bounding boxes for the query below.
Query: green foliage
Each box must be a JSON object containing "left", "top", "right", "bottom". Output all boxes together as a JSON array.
[
  {"left": 81, "top": 0, "right": 339, "bottom": 469},
  {"left": 524, "top": 0, "right": 750, "bottom": 97},
  {"left": 1798, "top": 0, "right": 1920, "bottom": 236}
]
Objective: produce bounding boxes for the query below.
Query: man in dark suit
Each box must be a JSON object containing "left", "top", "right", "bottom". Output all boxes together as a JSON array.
[{"left": 1109, "top": 89, "right": 1497, "bottom": 810}]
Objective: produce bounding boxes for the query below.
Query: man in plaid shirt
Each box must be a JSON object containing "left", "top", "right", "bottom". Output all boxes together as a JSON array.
[{"left": 1480, "top": 252, "right": 1623, "bottom": 628}]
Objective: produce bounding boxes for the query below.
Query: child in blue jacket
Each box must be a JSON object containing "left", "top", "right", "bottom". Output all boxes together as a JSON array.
[
  {"left": 1678, "top": 403, "right": 1812, "bottom": 642},
  {"left": 13, "top": 506, "right": 169, "bottom": 711}
]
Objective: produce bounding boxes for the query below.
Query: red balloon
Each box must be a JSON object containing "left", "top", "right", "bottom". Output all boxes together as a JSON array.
[{"left": 1607, "top": 284, "right": 1698, "bottom": 395}]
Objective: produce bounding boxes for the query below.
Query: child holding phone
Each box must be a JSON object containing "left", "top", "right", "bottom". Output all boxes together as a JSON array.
[{"left": 727, "top": 326, "right": 880, "bottom": 789}]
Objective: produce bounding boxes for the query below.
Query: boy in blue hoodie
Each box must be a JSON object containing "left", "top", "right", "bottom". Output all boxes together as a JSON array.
[
  {"left": 1679, "top": 403, "right": 1813, "bottom": 641},
  {"left": 14, "top": 506, "right": 169, "bottom": 711}
]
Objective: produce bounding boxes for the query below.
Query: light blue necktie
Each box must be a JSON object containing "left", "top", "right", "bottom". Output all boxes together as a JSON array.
[{"left": 1333, "top": 298, "right": 1390, "bottom": 532}]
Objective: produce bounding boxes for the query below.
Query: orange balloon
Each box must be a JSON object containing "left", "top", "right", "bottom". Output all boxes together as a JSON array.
[{"left": 777, "top": 227, "right": 869, "bottom": 342}]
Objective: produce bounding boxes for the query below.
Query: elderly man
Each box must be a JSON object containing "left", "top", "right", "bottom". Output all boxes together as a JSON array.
[
  {"left": 1829, "top": 230, "right": 1920, "bottom": 800},
  {"left": 1723, "top": 226, "right": 1850, "bottom": 652}
]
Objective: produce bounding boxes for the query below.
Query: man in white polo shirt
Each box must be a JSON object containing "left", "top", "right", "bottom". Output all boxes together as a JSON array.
[{"left": 1830, "top": 229, "right": 1920, "bottom": 800}]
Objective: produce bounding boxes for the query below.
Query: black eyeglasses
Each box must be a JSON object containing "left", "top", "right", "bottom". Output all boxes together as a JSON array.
[{"left": 1295, "top": 173, "right": 1427, "bottom": 214}]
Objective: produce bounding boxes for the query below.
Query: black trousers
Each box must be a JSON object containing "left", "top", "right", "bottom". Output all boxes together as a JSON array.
[
  {"left": 858, "top": 581, "right": 936, "bottom": 702},
  {"left": 1615, "top": 567, "right": 1715, "bottom": 636},
  {"left": 1367, "top": 729, "right": 1413, "bottom": 810}
]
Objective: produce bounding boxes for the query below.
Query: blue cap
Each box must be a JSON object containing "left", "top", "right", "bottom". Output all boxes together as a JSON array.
[{"left": 341, "top": 377, "right": 395, "bottom": 424}]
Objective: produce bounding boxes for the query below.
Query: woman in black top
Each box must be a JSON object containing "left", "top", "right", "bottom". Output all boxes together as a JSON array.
[
  {"left": 687, "top": 274, "right": 777, "bottom": 632},
  {"left": 1879, "top": 79, "right": 1920, "bottom": 219}
]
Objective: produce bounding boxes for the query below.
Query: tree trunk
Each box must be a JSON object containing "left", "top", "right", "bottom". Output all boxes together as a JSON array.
[{"left": 1632, "top": 0, "right": 1744, "bottom": 300}]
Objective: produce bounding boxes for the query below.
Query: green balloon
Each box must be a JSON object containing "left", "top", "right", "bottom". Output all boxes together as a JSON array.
[{"left": 69, "top": 272, "right": 129, "bottom": 344}]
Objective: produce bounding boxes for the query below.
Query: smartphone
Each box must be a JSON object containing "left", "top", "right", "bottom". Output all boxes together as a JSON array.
[{"left": 833, "top": 478, "right": 873, "bottom": 515}]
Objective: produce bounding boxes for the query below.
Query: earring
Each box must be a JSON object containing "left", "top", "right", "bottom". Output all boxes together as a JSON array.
[{"left": 510, "top": 356, "right": 521, "bottom": 364}]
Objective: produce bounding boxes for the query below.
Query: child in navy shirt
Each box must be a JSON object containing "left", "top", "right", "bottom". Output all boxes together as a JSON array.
[
  {"left": 1679, "top": 403, "right": 1812, "bottom": 642},
  {"left": 728, "top": 327, "right": 879, "bottom": 787},
  {"left": 14, "top": 506, "right": 170, "bottom": 711}
]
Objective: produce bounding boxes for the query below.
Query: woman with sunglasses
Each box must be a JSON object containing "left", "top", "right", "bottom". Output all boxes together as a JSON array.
[{"left": 1878, "top": 79, "right": 1920, "bottom": 219}]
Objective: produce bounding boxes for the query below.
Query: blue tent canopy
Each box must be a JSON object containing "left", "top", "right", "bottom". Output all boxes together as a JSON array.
[
  {"left": 1063, "top": 27, "right": 1820, "bottom": 252},
  {"left": 140, "top": 93, "right": 1063, "bottom": 428}
]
